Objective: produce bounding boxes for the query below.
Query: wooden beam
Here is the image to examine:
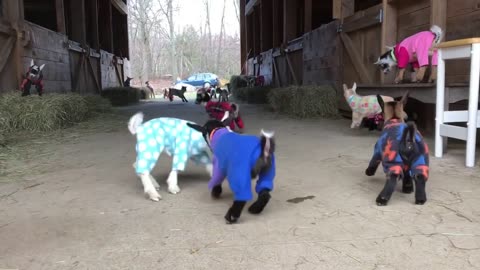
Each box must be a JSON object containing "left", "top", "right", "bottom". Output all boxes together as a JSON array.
[
  {"left": 260, "top": 0, "right": 273, "bottom": 51},
  {"left": 70, "top": 0, "right": 87, "bottom": 44},
  {"left": 333, "top": 0, "right": 342, "bottom": 19},
  {"left": 430, "top": 0, "right": 446, "bottom": 36},
  {"left": 272, "top": 0, "right": 280, "bottom": 47},
  {"left": 380, "top": 0, "right": 397, "bottom": 83},
  {"left": 342, "top": 0, "right": 354, "bottom": 22},
  {"left": 89, "top": 0, "right": 100, "bottom": 50},
  {"left": 304, "top": 0, "right": 312, "bottom": 32},
  {"left": 343, "top": 4, "right": 382, "bottom": 33},
  {"left": 340, "top": 32, "right": 373, "bottom": 83},
  {"left": 240, "top": 0, "right": 246, "bottom": 74},
  {"left": 283, "top": 0, "right": 297, "bottom": 43},
  {"left": 55, "top": 0, "right": 66, "bottom": 34},
  {"left": 111, "top": 0, "right": 127, "bottom": 15}
]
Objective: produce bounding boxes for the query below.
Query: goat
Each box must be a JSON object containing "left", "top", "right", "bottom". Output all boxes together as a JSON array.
[
  {"left": 365, "top": 91, "right": 430, "bottom": 206},
  {"left": 187, "top": 111, "right": 276, "bottom": 224},
  {"left": 168, "top": 86, "right": 188, "bottom": 102}
]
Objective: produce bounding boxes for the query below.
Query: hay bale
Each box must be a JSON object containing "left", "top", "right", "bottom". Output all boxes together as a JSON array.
[
  {"left": 234, "top": 86, "right": 272, "bottom": 104},
  {"left": 229, "top": 75, "right": 249, "bottom": 93},
  {"left": 0, "top": 92, "right": 90, "bottom": 132},
  {"left": 267, "top": 85, "right": 339, "bottom": 118},
  {"left": 101, "top": 86, "right": 141, "bottom": 106}
]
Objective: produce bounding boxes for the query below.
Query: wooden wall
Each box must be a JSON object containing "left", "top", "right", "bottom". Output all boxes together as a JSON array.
[
  {"left": 22, "top": 22, "right": 71, "bottom": 93},
  {"left": 100, "top": 50, "right": 124, "bottom": 88},
  {"left": 303, "top": 21, "right": 340, "bottom": 87},
  {"left": 396, "top": 0, "right": 431, "bottom": 41},
  {"left": 445, "top": 0, "right": 480, "bottom": 84}
]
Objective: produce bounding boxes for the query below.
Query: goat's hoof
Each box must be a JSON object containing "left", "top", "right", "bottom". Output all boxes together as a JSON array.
[
  {"left": 146, "top": 190, "right": 162, "bottom": 201},
  {"left": 211, "top": 185, "right": 222, "bottom": 199},
  {"left": 168, "top": 185, "right": 181, "bottom": 194},
  {"left": 402, "top": 185, "right": 414, "bottom": 194},
  {"left": 376, "top": 196, "right": 389, "bottom": 206},
  {"left": 415, "top": 199, "right": 426, "bottom": 205},
  {"left": 365, "top": 167, "right": 376, "bottom": 176}
]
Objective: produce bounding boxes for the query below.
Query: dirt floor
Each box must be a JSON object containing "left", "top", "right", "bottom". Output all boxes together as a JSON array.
[{"left": 1, "top": 95, "right": 480, "bottom": 270}]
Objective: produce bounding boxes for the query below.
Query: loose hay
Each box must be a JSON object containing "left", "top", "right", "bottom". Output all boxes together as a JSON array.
[
  {"left": 229, "top": 75, "right": 249, "bottom": 94},
  {"left": 267, "top": 85, "right": 339, "bottom": 118}
]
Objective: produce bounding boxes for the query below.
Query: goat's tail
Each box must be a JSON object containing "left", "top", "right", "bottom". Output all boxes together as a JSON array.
[
  {"left": 430, "top": 25, "right": 443, "bottom": 44},
  {"left": 251, "top": 130, "right": 276, "bottom": 178},
  {"left": 128, "top": 112, "right": 144, "bottom": 135},
  {"left": 401, "top": 121, "right": 417, "bottom": 146}
]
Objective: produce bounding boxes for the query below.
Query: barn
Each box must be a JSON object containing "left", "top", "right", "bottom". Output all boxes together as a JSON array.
[
  {"left": 239, "top": 0, "right": 480, "bottom": 133},
  {"left": 0, "top": 0, "right": 130, "bottom": 94}
]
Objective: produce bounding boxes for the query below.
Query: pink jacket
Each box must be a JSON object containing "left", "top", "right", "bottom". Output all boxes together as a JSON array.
[{"left": 394, "top": 31, "right": 437, "bottom": 68}]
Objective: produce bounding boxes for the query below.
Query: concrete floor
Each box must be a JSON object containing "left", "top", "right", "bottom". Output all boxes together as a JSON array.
[{"left": 1, "top": 98, "right": 480, "bottom": 270}]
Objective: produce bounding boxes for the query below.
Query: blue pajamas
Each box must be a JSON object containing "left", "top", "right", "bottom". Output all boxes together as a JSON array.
[
  {"left": 368, "top": 119, "right": 429, "bottom": 179},
  {"left": 209, "top": 130, "right": 276, "bottom": 201},
  {"left": 134, "top": 118, "right": 211, "bottom": 175}
]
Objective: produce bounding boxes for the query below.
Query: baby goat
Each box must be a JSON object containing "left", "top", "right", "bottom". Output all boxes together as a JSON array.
[
  {"left": 187, "top": 111, "right": 276, "bottom": 224},
  {"left": 365, "top": 92, "right": 429, "bottom": 206}
]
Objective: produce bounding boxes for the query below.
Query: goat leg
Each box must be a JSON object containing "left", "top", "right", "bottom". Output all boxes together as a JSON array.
[{"left": 376, "top": 173, "right": 399, "bottom": 206}]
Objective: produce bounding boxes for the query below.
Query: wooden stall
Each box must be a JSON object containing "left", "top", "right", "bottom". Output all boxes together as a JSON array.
[{"left": 0, "top": 0, "right": 130, "bottom": 94}]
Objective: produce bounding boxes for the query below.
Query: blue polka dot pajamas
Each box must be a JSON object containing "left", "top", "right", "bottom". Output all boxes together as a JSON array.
[{"left": 134, "top": 118, "right": 212, "bottom": 175}]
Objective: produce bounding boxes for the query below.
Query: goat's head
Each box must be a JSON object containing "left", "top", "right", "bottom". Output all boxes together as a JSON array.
[
  {"left": 343, "top": 82, "right": 357, "bottom": 100},
  {"left": 27, "top": 60, "right": 45, "bottom": 81},
  {"left": 186, "top": 111, "right": 232, "bottom": 149},
  {"left": 377, "top": 91, "right": 409, "bottom": 122}
]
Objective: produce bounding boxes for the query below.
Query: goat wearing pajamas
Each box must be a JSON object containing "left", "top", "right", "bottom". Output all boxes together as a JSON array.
[
  {"left": 128, "top": 112, "right": 212, "bottom": 201},
  {"left": 187, "top": 115, "right": 276, "bottom": 224},
  {"left": 365, "top": 93, "right": 430, "bottom": 206}
]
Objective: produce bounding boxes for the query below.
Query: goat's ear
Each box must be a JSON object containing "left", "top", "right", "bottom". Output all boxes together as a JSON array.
[
  {"left": 374, "top": 58, "right": 381, "bottom": 65},
  {"left": 342, "top": 84, "right": 348, "bottom": 92},
  {"left": 377, "top": 94, "right": 385, "bottom": 112},
  {"left": 400, "top": 91, "right": 409, "bottom": 105},
  {"left": 39, "top": 64, "right": 45, "bottom": 71},
  {"left": 187, "top": 123, "right": 205, "bottom": 133},
  {"left": 30, "top": 59, "right": 35, "bottom": 67},
  {"left": 352, "top": 82, "right": 357, "bottom": 93}
]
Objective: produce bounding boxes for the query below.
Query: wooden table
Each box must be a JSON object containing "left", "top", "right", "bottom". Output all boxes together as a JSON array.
[{"left": 435, "top": 38, "right": 480, "bottom": 167}]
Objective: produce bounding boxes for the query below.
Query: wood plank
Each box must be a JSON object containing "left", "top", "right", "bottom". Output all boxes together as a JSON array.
[
  {"left": 381, "top": 0, "right": 397, "bottom": 83},
  {"left": 342, "top": 5, "right": 382, "bottom": 33},
  {"left": 55, "top": 0, "right": 66, "bottom": 34},
  {"left": 447, "top": 0, "right": 478, "bottom": 18},
  {"left": 111, "top": 0, "right": 127, "bottom": 15},
  {"left": 340, "top": 32, "right": 373, "bottom": 83},
  {"left": 398, "top": 6, "right": 430, "bottom": 30},
  {"left": 436, "top": 38, "right": 480, "bottom": 48},
  {"left": 396, "top": 0, "right": 430, "bottom": 16},
  {"left": 285, "top": 52, "right": 299, "bottom": 85},
  {"left": 240, "top": 0, "right": 246, "bottom": 74}
]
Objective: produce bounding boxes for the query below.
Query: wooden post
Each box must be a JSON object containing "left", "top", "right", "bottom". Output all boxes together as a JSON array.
[
  {"left": 380, "top": 0, "right": 397, "bottom": 83},
  {"left": 4, "top": 0, "right": 25, "bottom": 89},
  {"left": 240, "top": 0, "right": 246, "bottom": 74},
  {"left": 90, "top": 0, "right": 100, "bottom": 50},
  {"left": 272, "top": 0, "right": 281, "bottom": 47},
  {"left": 304, "top": 0, "right": 312, "bottom": 33},
  {"left": 430, "top": 0, "right": 446, "bottom": 36},
  {"left": 70, "top": 0, "right": 87, "bottom": 44},
  {"left": 55, "top": 0, "right": 66, "bottom": 34},
  {"left": 260, "top": 0, "right": 273, "bottom": 51},
  {"left": 283, "top": 0, "right": 296, "bottom": 43}
]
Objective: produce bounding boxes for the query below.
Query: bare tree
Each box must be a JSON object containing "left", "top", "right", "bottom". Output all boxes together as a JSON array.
[
  {"left": 158, "top": 0, "right": 179, "bottom": 80},
  {"left": 233, "top": 0, "right": 240, "bottom": 25},
  {"left": 215, "top": 0, "right": 227, "bottom": 73}
]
